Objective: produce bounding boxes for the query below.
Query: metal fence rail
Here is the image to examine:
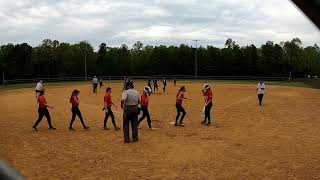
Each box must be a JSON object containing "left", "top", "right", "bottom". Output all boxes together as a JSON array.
[
  {"left": 1, "top": 75, "right": 289, "bottom": 85},
  {"left": 293, "top": 78, "right": 320, "bottom": 89}
]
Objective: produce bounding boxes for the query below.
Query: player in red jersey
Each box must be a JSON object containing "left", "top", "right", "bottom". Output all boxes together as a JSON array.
[
  {"left": 202, "top": 84, "right": 213, "bottom": 126},
  {"left": 103, "top": 87, "right": 120, "bottom": 130},
  {"left": 138, "top": 86, "right": 153, "bottom": 129},
  {"left": 69, "top": 90, "right": 90, "bottom": 131},
  {"left": 32, "top": 90, "right": 56, "bottom": 131},
  {"left": 175, "top": 86, "right": 188, "bottom": 126}
]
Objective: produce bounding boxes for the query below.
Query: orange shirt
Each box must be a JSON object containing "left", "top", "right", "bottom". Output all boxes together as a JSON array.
[
  {"left": 104, "top": 93, "right": 112, "bottom": 107},
  {"left": 176, "top": 91, "right": 184, "bottom": 104},
  {"left": 203, "top": 91, "right": 212, "bottom": 105},
  {"left": 141, "top": 93, "right": 148, "bottom": 106},
  {"left": 70, "top": 96, "right": 79, "bottom": 107},
  {"left": 38, "top": 95, "right": 47, "bottom": 108}
]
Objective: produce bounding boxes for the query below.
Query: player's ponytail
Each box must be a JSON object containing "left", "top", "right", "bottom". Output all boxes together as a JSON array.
[
  {"left": 69, "top": 93, "right": 73, "bottom": 103},
  {"left": 70, "top": 90, "right": 80, "bottom": 103}
]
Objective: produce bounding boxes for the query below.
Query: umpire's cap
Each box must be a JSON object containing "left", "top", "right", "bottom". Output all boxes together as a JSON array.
[{"left": 125, "top": 79, "right": 134, "bottom": 89}]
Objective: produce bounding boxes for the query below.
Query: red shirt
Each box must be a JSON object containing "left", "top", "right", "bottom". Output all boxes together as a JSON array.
[
  {"left": 141, "top": 93, "right": 149, "bottom": 106},
  {"left": 38, "top": 95, "right": 47, "bottom": 108},
  {"left": 176, "top": 91, "right": 184, "bottom": 104},
  {"left": 204, "top": 91, "right": 212, "bottom": 105},
  {"left": 70, "top": 95, "right": 79, "bottom": 107},
  {"left": 104, "top": 93, "right": 112, "bottom": 107}
]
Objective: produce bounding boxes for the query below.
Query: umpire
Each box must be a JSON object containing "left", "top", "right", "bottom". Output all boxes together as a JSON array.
[{"left": 121, "top": 79, "right": 141, "bottom": 143}]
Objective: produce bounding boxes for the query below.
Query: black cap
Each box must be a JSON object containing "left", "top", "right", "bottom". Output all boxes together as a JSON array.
[{"left": 72, "top": 89, "right": 80, "bottom": 94}]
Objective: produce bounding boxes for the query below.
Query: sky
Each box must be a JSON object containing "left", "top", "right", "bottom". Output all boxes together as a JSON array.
[{"left": 0, "top": 0, "right": 319, "bottom": 49}]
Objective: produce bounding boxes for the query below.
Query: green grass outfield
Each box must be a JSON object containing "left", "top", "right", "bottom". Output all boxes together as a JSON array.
[{"left": 0, "top": 79, "right": 314, "bottom": 91}]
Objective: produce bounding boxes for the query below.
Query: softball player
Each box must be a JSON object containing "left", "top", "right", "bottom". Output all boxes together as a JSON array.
[
  {"left": 147, "top": 78, "right": 152, "bottom": 89},
  {"left": 138, "top": 86, "right": 153, "bottom": 129},
  {"left": 153, "top": 79, "right": 158, "bottom": 93},
  {"left": 175, "top": 86, "right": 188, "bottom": 126},
  {"left": 103, "top": 87, "right": 120, "bottom": 130},
  {"left": 173, "top": 78, "right": 176, "bottom": 87},
  {"left": 92, "top": 76, "right": 98, "bottom": 93},
  {"left": 256, "top": 80, "right": 266, "bottom": 106},
  {"left": 202, "top": 84, "right": 213, "bottom": 125},
  {"left": 99, "top": 78, "right": 104, "bottom": 88},
  {"left": 69, "top": 90, "right": 90, "bottom": 130},
  {"left": 32, "top": 90, "right": 56, "bottom": 131},
  {"left": 163, "top": 78, "right": 167, "bottom": 92}
]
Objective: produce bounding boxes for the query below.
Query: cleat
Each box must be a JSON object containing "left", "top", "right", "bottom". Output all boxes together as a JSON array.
[{"left": 69, "top": 127, "right": 76, "bottom": 131}]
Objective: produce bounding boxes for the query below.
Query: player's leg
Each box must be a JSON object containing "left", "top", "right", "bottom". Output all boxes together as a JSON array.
[
  {"left": 179, "top": 106, "right": 186, "bottom": 125},
  {"left": 33, "top": 108, "right": 45, "bottom": 130},
  {"left": 175, "top": 104, "right": 181, "bottom": 125},
  {"left": 69, "top": 108, "right": 77, "bottom": 130},
  {"left": 145, "top": 108, "right": 152, "bottom": 129},
  {"left": 205, "top": 103, "right": 212, "bottom": 125},
  {"left": 43, "top": 108, "right": 55, "bottom": 129},
  {"left": 103, "top": 108, "right": 110, "bottom": 129},
  {"left": 108, "top": 107, "right": 119, "bottom": 130},
  {"left": 138, "top": 105, "right": 147, "bottom": 125},
  {"left": 76, "top": 107, "right": 88, "bottom": 129}
]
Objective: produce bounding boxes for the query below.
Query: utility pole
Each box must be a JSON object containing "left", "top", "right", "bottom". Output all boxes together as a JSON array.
[
  {"left": 2, "top": 71, "right": 4, "bottom": 86},
  {"left": 193, "top": 40, "right": 199, "bottom": 79},
  {"left": 84, "top": 46, "right": 87, "bottom": 81}
]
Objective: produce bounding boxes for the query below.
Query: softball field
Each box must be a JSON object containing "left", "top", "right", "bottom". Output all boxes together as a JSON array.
[{"left": 0, "top": 82, "right": 320, "bottom": 179}]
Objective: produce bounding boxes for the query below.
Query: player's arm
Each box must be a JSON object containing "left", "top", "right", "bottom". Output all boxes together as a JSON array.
[{"left": 121, "top": 92, "right": 127, "bottom": 109}]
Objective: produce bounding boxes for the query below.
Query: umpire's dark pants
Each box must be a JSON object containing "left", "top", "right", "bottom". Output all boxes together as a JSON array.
[
  {"left": 258, "top": 94, "right": 264, "bottom": 106},
  {"left": 123, "top": 106, "right": 139, "bottom": 143},
  {"left": 93, "top": 83, "right": 98, "bottom": 93}
]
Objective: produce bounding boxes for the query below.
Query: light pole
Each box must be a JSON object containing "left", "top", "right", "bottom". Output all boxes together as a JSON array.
[
  {"left": 84, "top": 46, "right": 87, "bottom": 81},
  {"left": 193, "top": 40, "right": 199, "bottom": 79}
]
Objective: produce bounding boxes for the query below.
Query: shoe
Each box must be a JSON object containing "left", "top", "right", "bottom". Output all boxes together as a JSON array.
[
  {"left": 32, "top": 126, "right": 38, "bottom": 131},
  {"left": 201, "top": 121, "right": 206, "bottom": 124},
  {"left": 206, "top": 123, "right": 211, "bottom": 126},
  {"left": 49, "top": 127, "right": 56, "bottom": 130},
  {"left": 114, "top": 127, "right": 120, "bottom": 131},
  {"left": 174, "top": 123, "right": 180, "bottom": 126},
  {"left": 84, "top": 126, "right": 90, "bottom": 129},
  {"left": 69, "top": 127, "right": 76, "bottom": 131},
  {"left": 104, "top": 127, "right": 110, "bottom": 130},
  {"left": 180, "top": 123, "right": 185, "bottom": 127}
]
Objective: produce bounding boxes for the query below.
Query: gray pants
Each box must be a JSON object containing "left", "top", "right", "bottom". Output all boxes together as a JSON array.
[{"left": 123, "top": 106, "right": 139, "bottom": 143}]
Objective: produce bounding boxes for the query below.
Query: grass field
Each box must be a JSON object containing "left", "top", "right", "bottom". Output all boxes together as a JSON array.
[{"left": 0, "top": 81, "right": 320, "bottom": 179}]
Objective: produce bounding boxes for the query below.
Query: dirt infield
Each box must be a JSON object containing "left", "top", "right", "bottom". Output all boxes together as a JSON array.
[{"left": 0, "top": 82, "right": 320, "bottom": 179}]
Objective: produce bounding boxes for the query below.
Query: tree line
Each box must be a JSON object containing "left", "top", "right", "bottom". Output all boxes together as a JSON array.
[{"left": 0, "top": 38, "right": 319, "bottom": 82}]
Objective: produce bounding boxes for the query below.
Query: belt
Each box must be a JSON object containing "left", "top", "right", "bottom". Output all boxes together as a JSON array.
[{"left": 124, "top": 105, "right": 138, "bottom": 107}]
